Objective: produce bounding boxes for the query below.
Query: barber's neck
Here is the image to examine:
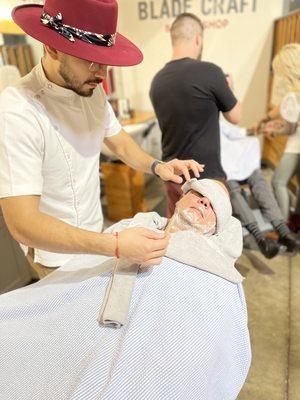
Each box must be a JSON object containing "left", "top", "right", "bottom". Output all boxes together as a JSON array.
[
  {"left": 41, "top": 56, "right": 66, "bottom": 88},
  {"left": 172, "top": 44, "right": 200, "bottom": 61}
]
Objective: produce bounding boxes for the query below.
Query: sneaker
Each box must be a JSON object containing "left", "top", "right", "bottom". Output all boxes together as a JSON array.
[
  {"left": 278, "top": 233, "right": 298, "bottom": 252},
  {"left": 257, "top": 237, "right": 280, "bottom": 259}
]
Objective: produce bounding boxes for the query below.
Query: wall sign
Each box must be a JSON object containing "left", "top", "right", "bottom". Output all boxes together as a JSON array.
[
  {"left": 138, "top": 0, "right": 257, "bottom": 20},
  {"left": 118, "top": 0, "right": 284, "bottom": 126}
]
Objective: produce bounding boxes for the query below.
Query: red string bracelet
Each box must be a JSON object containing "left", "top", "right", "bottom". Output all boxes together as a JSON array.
[{"left": 113, "top": 232, "right": 120, "bottom": 258}]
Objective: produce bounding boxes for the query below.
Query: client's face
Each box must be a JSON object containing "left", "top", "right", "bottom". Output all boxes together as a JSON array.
[{"left": 172, "top": 190, "right": 217, "bottom": 235}]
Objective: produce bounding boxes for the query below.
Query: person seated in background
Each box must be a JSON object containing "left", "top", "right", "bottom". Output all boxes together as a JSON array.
[
  {"left": 0, "top": 179, "right": 251, "bottom": 400},
  {"left": 220, "top": 120, "right": 297, "bottom": 258}
]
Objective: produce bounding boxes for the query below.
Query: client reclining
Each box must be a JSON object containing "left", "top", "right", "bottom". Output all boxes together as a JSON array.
[{"left": 0, "top": 179, "right": 251, "bottom": 400}]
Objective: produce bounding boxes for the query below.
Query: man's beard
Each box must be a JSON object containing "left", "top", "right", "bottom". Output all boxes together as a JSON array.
[
  {"left": 58, "top": 60, "right": 101, "bottom": 97},
  {"left": 169, "top": 208, "right": 216, "bottom": 236}
]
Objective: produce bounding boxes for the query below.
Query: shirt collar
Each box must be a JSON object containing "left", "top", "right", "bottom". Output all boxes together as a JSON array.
[{"left": 36, "top": 60, "right": 77, "bottom": 99}]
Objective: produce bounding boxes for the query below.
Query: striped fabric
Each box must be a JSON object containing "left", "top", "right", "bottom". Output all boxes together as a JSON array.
[{"left": 0, "top": 257, "right": 251, "bottom": 400}]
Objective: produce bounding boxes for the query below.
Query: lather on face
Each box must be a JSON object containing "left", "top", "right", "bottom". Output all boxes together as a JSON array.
[
  {"left": 168, "top": 190, "right": 217, "bottom": 235},
  {"left": 168, "top": 179, "right": 229, "bottom": 236}
]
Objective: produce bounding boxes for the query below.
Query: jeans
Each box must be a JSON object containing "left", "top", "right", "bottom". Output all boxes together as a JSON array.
[
  {"left": 272, "top": 152, "right": 300, "bottom": 220},
  {"left": 228, "top": 169, "right": 284, "bottom": 226}
]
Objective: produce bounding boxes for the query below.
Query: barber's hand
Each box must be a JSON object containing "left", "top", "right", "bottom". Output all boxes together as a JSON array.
[
  {"left": 118, "top": 227, "right": 169, "bottom": 266},
  {"left": 248, "top": 123, "right": 263, "bottom": 136},
  {"left": 257, "top": 116, "right": 272, "bottom": 131},
  {"left": 261, "top": 120, "right": 276, "bottom": 137},
  {"left": 262, "top": 119, "right": 285, "bottom": 137},
  {"left": 155, "top": 159, "right": 204, "bottom": 184},
  {"left": 250, "top": 116, "right": 271, "bottom": 136}
]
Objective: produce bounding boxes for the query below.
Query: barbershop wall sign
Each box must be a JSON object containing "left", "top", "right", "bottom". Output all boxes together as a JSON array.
[{"left": 138, "top": 0, "right": 257, "bottom": 20}]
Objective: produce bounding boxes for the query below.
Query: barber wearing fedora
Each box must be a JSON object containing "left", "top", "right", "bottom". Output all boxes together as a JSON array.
[{"left": 0, "top": 0, "right": 204, "bottom": 274}]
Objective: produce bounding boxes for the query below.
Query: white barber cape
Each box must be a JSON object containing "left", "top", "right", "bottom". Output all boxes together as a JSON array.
[{"left": 0, "top": 229, "right": 251, "bottom": 400}]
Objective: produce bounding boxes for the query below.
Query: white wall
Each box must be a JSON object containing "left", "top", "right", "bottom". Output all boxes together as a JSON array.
[
  {"left": 116, "top": 0, "right": 284, "bottom": 126},
  {"left": 0, "top": 0, "right": 14, "bottom": 20},
  {"left": 0, "top": 1, "right": 44, "bottom": 64}
]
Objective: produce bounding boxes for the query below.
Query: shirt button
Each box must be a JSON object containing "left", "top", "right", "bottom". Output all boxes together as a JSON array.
[{"left": 47, "top": 83, "right": 52, "bottom": 89}]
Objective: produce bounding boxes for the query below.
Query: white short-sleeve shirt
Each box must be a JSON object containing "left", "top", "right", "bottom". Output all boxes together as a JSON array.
[
  {"left": 280, "top": 92, "right": 300, "bottom": 154},
  {"left": 0, "top": 62, "right": 121, "bottom": 266}
]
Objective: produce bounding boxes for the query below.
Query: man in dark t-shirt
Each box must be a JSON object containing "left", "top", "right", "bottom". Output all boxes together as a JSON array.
[{"left": 150, "top": 13, "right": 242, "bottom": 216}]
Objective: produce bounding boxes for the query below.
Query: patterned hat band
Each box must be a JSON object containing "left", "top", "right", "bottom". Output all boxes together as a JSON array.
[{"left": 40, "top": 12, "right": 117, "bottom": 47}]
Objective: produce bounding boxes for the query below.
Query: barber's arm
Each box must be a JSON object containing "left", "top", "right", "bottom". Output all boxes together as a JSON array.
[
  {"left": 104, "top": 128, "right": 204, "bottom": 183},
  {"left": 211, "top": 68, "right": 242, "bottom": 125},
  {"left": 1, "top": 195, "right": 169, "bottom": 265},
  {"left": 222, "top": 74, "right": 242, "bottom": 124},
  {"left": 223, "top": 102, "right": 242, "bottom": 125},
  {"left": 0, "top": 109, "right": 169, "bottom": 266}
]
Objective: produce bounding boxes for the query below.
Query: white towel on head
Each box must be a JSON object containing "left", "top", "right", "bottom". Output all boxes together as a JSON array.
[
  {"left": 176, "top": 178, "right": 243, "bottom": 282},
  {"left": 182, "top": 178, "right": 231, "bottom": 233}
]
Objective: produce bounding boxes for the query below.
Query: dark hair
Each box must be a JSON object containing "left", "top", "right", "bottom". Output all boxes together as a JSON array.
[{"left": 170, "top": 13, "right": 204, "bottom": 44}]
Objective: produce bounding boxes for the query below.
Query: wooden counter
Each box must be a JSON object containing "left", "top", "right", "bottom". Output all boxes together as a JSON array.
[
  {"left": 121, "top": 110, "right": 156, "bottom": 126},
  {"left": 102, "top": 110, "right": 156, "bottom": 221}
]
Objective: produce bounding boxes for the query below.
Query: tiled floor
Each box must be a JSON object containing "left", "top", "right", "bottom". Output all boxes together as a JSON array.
[{"left": 238, "top": 250, "right": 300, "bottom": 400}]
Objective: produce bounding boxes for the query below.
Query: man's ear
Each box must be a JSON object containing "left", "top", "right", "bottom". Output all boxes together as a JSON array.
[
  {"left": 44, "top": 45, "right": 59, "bottom": 60},
  {"left": 195, "top": 33, "right": 201, "bottom": 47}
]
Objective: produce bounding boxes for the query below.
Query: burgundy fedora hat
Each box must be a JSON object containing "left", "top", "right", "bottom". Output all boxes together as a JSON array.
[{"left": 12, "top": 0, "right": 143, "bottom": 67}]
